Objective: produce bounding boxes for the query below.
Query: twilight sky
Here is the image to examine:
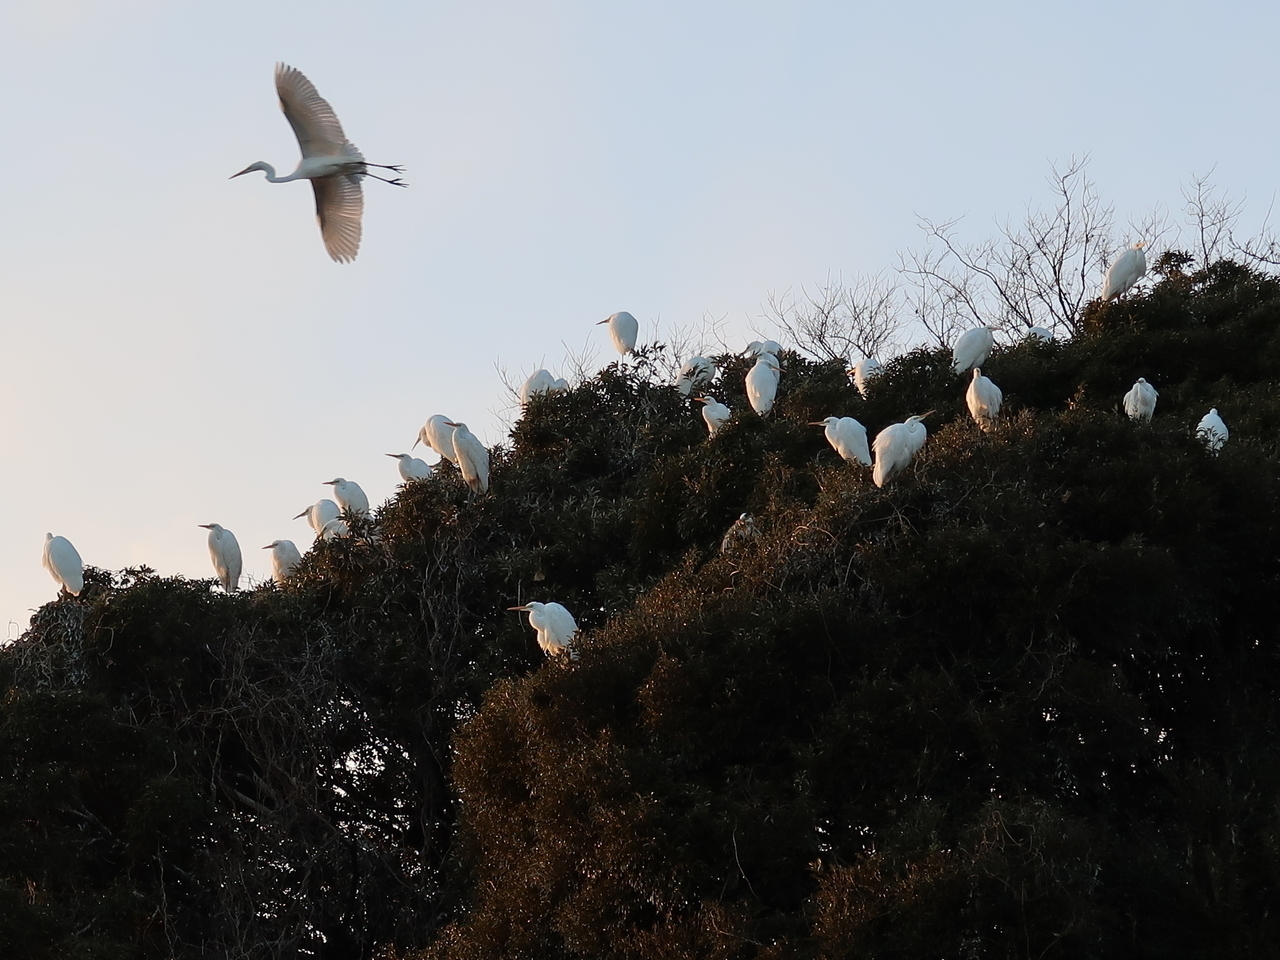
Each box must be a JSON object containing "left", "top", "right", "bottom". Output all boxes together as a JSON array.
[{"left": 2, "top": 0, "right": 1277, "bottom": 633}]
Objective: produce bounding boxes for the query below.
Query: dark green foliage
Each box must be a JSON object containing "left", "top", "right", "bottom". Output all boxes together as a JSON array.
[{"left": 4, "top": 259, "right": 1280, "bottom": 959}]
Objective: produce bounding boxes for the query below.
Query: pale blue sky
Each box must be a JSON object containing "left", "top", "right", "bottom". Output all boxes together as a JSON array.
[{"left": 2, "top": 1, "right": 1276, "bottom": 631}]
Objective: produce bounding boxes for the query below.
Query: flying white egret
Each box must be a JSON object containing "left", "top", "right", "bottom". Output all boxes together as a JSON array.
[
  {"left": 387, "top": 452, "right": 432, "bottom": 482},
  {"left": 507, "top": 601, "right": 579, "bottom": 657},
  {"left": 1026, "top": 326, "right": 1053, "bottom": 342},
  {"left": 321, "top": 517, "right": 351, "bottom": 540},
  {"left": 1196, "top": 408, "right": 1229, "bottom": 453},
  {"left": 720, "top": 513, "right": 757, "bottom": 554},
  {"left": 295, "top": 499, "right": 341, "bottom": 537},
  {"left": 262, "top": 540, "right": 302, "bottom": 583},
  {"left": 965, "top": 368, "right": 1003, "bottom": 431},
  {"left": 323, "top": 477, "right": 370, "bottom": 516},
  {"left": 810, "top": 416, "right": 872, "bottom": 466},
  {"left": 746, "top": 340, "right": 783, "bottom": 358},
  {"left": 519, "top": 369, "right": 559, "bottom": 405},
  {"left": 414, "top": 415, "right": 457, "bottom": 463},
  {"left": 597, "top": 311, "right": 639, "bottom": 355},
  {"left": 745, "top": 353, "right": 782, "bottom": 416},
  {"left": 674, "top": 356, "right": 717, "bottom": 396},
  {"left": 952, "top": 326, "right": 996, "bottom": 375},
  {"left": 1123, "top": 378, "right": 1158, "bottom": 423},
  {"left": 695, "top": 396, "right": 731, "bottom": 437},
  {"left": 849, "top": 358, "right": 883, "bottom": 398},
  {"left": 199, "top": 524, "right": 243, "bottom": 593},
  {"left": 1102, "top": 242, "right": 1147, "bottom": 301},
  {"left": 872, "top": 413, "right": 932, "bottom": 488},
  {"left": 42, "top": 533, "right": 84, "bottom": 596},
  {"left": 230, "top": 63, "right": 406, "bottom": 263},
  {"left": 445, "top": 421, "right": 490, "bottom": 494}
]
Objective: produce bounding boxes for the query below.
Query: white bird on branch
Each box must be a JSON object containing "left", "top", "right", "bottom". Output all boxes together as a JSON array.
[
  {"left": 849, "top": 358, "right": 883, "bottom": 398},
  {"left": 1196, "top": 408, "right": 1228, "bottom": 453},
  {"left": 810, "top": 416, "right": 872, "bottom": 466},
  {"left": 965, "top": 368, "right": 1003, "bottom": 431},
  {"left": 598, "top": 311, "right": 639, "bottom": 355},
  {"left": 199, "top": 523, "right": 243, "bottom": 593},
  {"left": 446, "top": 422, "right": 490, "bottom": 494},
  {"left": 42, "top": 533, "right": 84, "bottom": 596},
  {"left": 745, "top": 353, "right": 782, "bottom": 416},
  {"left": 1123, "top": 378, "right": 1158, "bottom": 423},
  {"left": 952, "top": 326, "right": 996, "bottom": 375},
  {"left": 696, "top": 396, "right": 731, "bottom": 437},
  {"left": 262, "top": 540, "right": 302, "bottom": 583},
  {"left": 1102, "top": 242, "right": 1147, "bottom": 301},
  {"left": 415, "top": 415, "right": 458, "bottom": 463},
  {"left": 674, "top": 356, "right": 716, "bottom": 396},
  {"left": 387, "top": 453, "right": 432, "bottom": 482},
  {"left": 872, "top": 413, "right": 932, "bottom": 488},
  {"left": 323, "top": 477, "right": 370, "bottom": 516},
  {"left": 508, "top": 601, "right": 579, "bottom": 657},
  {"left": 295, "top": 499, "right": 341, "bottom": 538}
]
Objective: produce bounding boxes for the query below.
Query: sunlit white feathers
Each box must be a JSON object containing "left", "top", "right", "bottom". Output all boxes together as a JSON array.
[
  {"left": 295, "top": 499, "right": 341, "bottom": 537},
  {"left": 745, "top": 353, "right": 782, "bottom": 416},
  {"left": 674, "top": 356, "right": 717, "bottom": 396},
  {"left": 387, "top": 452, "right": 432, "bottom": 482},
  {"left": 696, "top": 395, "right": 731, "bottom": 437},
  {"left": 1102, "top": 242, "right": 1148, "bottom": 301},
  {"left": 811, "top": 416, "right": 871, "bottom": 466},
  {"left": 199, "top": 523, "right": 243, "bottom": 593},
  {"left": 262, "top": 540, "right": 302, "bottom": 583},
  {"left": 42, "top": 533, "right": 84, "bottom": 596},
  {"left": 965, "top": 368, "right": 1003, "bottom": 431},
  {"left": 849, "top": 358, "right": 883, "bottom": 398},
  {"left": 446, "top": 421, "right": 490, "bottom": 494},
  {"left": 415, "top": 415, "right": 457, "bottom": 463},
  {"left": 1196, "top": 408, "right": 1228, "bottom": 453},
  {"left": 597, "top": 311, "right": 639, "bottom": 355},
  {"left": 508, "top": 601, "right": 579, "bottom": 657},
  {"left": 952, "top": 326, "right": 996, "bottom": 375},
  {"left": 872, "top": 414, "right": 931, "bottom": 488},
  {"left": 323, "top": 477, "right": 370, "bottom": 516},
  {"left": 1123, "top": 378, "right": 1158, "bottom": 423}
]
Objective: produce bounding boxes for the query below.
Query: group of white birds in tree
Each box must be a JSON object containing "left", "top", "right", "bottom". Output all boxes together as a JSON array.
[{"left": 34, "top": 64, "right": 1224, "bottom": 664}]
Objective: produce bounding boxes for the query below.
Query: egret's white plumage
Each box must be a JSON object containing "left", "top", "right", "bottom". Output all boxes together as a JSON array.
[
  {"left": 262, "top": 540, "right": 302, "bottom": 583},
  {"left": 387, "top": 452, "right": 432, "bottom": 482},
  {"left": 230, "top": 64, "right": 406, "bottom": 263},
  {"left": 872, "top": 414, "right": 931, "bottom": 488},
  {"left": 952, "top": 326, "right": 996, "bottom": 375},
  {"left": 720, "top": 513, "right": 757, "bottom": 554},
  {"left": 415, "top": 415, "right": 457, "bottom": 463},
  {"left": 446, "top": 421, "right": 490, "bottom": 494},
  {"left": 849, "top": 358, "right": 883, "bottom": 398},
  {"left": 323, "top": 477, "right": 370, "bottom": 516},
  {"left": 1026, "top": 326, "right": 1053, "bottom": 342},
  {"left": 597, "top": 311, "right": 639, "bottom": 355},
  {"left": 1102, "top": 242, "right": 1147, "bottom": 301},
  {"left": 42, "top": 533, "right": 84, "bottom": 596},
  {"left": 745, "top": 354, "right": 782, "bottom": 416},
  {"left": 696, "top": 396, "right": 731, "bottom": 437},
  {"left": 965, "top": 367, "right": 1003, "bottom": 431},
  {"left": 674, "top": 356, "right": 717, "bottom": 396},
  {"left": 1196, "top": 408, "right": 1229, "bottom": 453},
  {"left": 508, "top": 601, "right": 579, "bottom": 657},
  {"left": 810, "top": 416, "right": 872, "bottom": 466},
  {"left": 1123, "top": 378, "right": 1159, "bottom": 423},
  {"left": 321, "top": 518, "right": 351, "bottom": 540},
  {"left": 746, "top": 340, "right": 783, "bottom": 358},
  {"left": 199, "top": 523, "right": 243, "bottom": 593},
  {"left": 519, "top": 369, "right": 565, "bottom": 405},
  {"left": 295, "top": 499, "right": 341, "bottom": 537}
]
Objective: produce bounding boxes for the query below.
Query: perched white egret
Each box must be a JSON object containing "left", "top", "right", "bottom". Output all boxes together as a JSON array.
[
  {"left": 387, "top": 452, "right": 432, "bottom": 482},
  {"left": 230, "top": 63, "right": 406, "bottom": 263},
  {"left": 446, "top": 421, "right": 490, "bottom": 494},
  {"left": 597, "top": 311, "right": 639, "bottom": 355},
  {"left": 519, "top": 369, "right": 560, "bottom": 405},
  {"left": 674, "top": 356, "right": 717, "bottom": 396},
  {"left": 414, "top": 415, "right": 457, "bottom": 463},
  {"left": 965, "top": 368, "right": 1004, "bottom": 431},
  {"left": 1026, "top": 326, "right": 1053, "bottom": 342},
  {"left": 42, "top": 533, "right": 84, "bottom": 596},
  {"left": 507, "top": 601, "right": 579, "bottom": 657},
  {"left": 720, "top": 513, "right": 757, "bottom": 554},
  {"left": 199, "top": 524, "right": 243, "bottom": 593},
  {"left": 745, "top": 353, "right": 782, "bottom": 416},
  {"left": 262, "top": 540, "right": 302, "bottom": 583},
  {"left": 695, "top": 396, "right": 731, "bottom": 437},
  {"left": 1102, "top": 242, "right": 1147, "bottom": 301},
  {"left": 746, "top": 340, "right": 783, "bottom": 358},
  {"left": 952, "top": 326, "right": 996, "bottom": 375},
  {"left": 294, "top": 499, "right": 341, "bottom": 537},
  {"left": 849, "top": 358, "right": 883, "bottom": 398},
  {"left": 810, "top": 416, "right": 872, "bottom": 466},
  {"left": 323, "top": 477, "right": 370, "bottom": 516},
  {"left": 872, "top": 413, "right": 932, "bottom": 488},
  {"left": 320, "top": 517, "right": 351, "bottom": 540},
  {"left": 1123, "top": 378, "right": 1158, "bottom": 423},
  {"left": 1196, "top": 408, "right": 1229, "bottom": 453}
]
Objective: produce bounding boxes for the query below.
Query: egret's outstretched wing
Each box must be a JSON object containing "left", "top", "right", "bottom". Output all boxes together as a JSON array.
[
  {"left": 312, "top": 173, "right": 363, "bottom": 262},
  {"left": 275, "top": 63, "right": 362, "bottom": 161}
]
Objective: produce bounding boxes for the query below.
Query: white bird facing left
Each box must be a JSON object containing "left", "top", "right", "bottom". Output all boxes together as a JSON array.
[
  {"left": 508, "top": 601, "right": 579, "bottom": 657},
  {"left": 387, "top": 452, "right": 432, "bottom": 482},
  {"left": 965, "top": 368, "right": 1003, "bottom": 431},
  {"left": 295, "top": 499, "right": 341, "bottom": 538},
  {"left": 43, "top": 533, "right": 84, "bottom": 596},
  {"left": 1123, "top": 378, "right": 1158, "bottom": 423},
  {"left": 952, "top": 326, "right": 996, "bottom": 375},
  {"left": 810, "top": 416, "right": 872, "bottom": 466},
  {"left": 597, "top": 311, "right": 639, "bottom": 355},
  {"left": 199, "top": 524, "right": 243, "bottom": 593},
  {"left": 446, "top": 421, "right": 490, "bottom": 494},
  {"left": 231, "top": 63, "right": 407, "bottom": 263},
  {"left": 745, "top": 353, "right": 782, "bottom": 416},
  {"left": 1196, "top": 408, "right": 1228, "bottom": 453},
  {"left": 415, "top": 415, "right": 458, "bottom": 463},
  {"left": 872, "top": 413, "right": 932, "bottom": 488},
  {"left": 1102, "top": 242, "right": 1147, "bottom": 301},
  {"left": 262, "top": 540, "right": 302, "bottom": 583},
  {"left": 323, "top": 477, "right": 370, "bottom": 516},
  {"left": 695, "top": 395, "right": 731, "bottom": 437}
]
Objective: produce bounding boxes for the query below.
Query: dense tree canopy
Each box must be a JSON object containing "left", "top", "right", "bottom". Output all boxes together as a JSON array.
[{"left": 3, "top": 257, "right": 1280, "bottom": 959}]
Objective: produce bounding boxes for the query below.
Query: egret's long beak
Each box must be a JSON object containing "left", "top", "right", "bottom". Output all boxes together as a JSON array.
[
  {"left": 198, "top": 524, "right": 212, "bottom": 529},
  {"left": 229, "top": 166, "right": 255, "bottom": 179},
  {"left": 322, "top": 480, "right": 336, "bottom": 486},
  {"left": 507, "top": 605, "right": 531, "bottom": 611},
  {"left": 411, "top": 436, "right": 421, "bottom": 450},
  {"left": 920, "top": 409, "right": 937, "bottom": 418},
  {"left": 261, "top": 544, "right": 275, "bottom": 550},
  {"left": 293, "top": 509, "right": 308, "bottom": 520},
  {"left": 443, "top": 421, "right": 459, "bottom": 427},
  {"left": 808, "top": 421, "right": 826, "bottom": 426},
  {"left": 385, "top": 453, "right": 401, "bottom": 458},
  {"left": 595, "top": 318, "right": 608, "bottom": 325}
]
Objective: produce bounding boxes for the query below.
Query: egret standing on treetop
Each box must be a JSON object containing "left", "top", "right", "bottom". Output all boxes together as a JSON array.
[
  {"left": 810, "top": 416, "right": 872, "bottom": 466},
  {"left": 199, "top": 524, "right": 243, "bottom": 593},
  {"left": 1102, "top": 242, "right": 1147, "bottom": 301},
  {"left": 696, "top": 396, "right": 731, "bottom": 437},
  {"left": 1026, "top": 326, "right": 1053, "bottom": 342},
  {"left": 415, "top": 415, "right": 457, "bottom": 463},
  {"left": 507, "top": 601, "right": 579, "bottom": 657},
  {"left": 519, "top": 369, "right": 559, "bottom": 405},
  {"left": 446, "top": 422, "right": 490, "bottom": 494},
  {"left": 323, "top": 478, "right": 370, "bottom": 516},
  {"left": 262, "top": 540, "right": 302, "bottom": 583},
  {"left": 42, "top": 533, "right": 84, "bottom": 596},
  {"left": 746, "top": 340, "right": 783, "bottom": 358},
  {"left": 295, "top": 499, "right": 341, "bottom": 537},
  {"left": 965, "top": 368, "right": 1003, "bottom": 431},
  {"left": 674, "top": 356, "right": 716, "bottom": 396},
  {"left": 598, "top": 312, "right": 639, "bottom": 355},
  {"left": 849, "top": 358, "right": 883, "bottom": 398},
  {"left": 952, "top": 326, "right": 996, "bottom": 375},
  {"left": 1123, "top": 378, "right": 1158, "bottom": 422},
  {"left": 872, "top": 413, "right": 932, "bottom": 488},
  {"left": 1196, "top": 408, "right": 1229, "bottom": 453},
  {"left": 230, "top": 63, "right": 406, "bottom": 263},
  {"left": 745, "top": 353, "right": 782, "bottom": 416},
  {"left": 387, "top": 452, "right": 432, "bottom": 482}
]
